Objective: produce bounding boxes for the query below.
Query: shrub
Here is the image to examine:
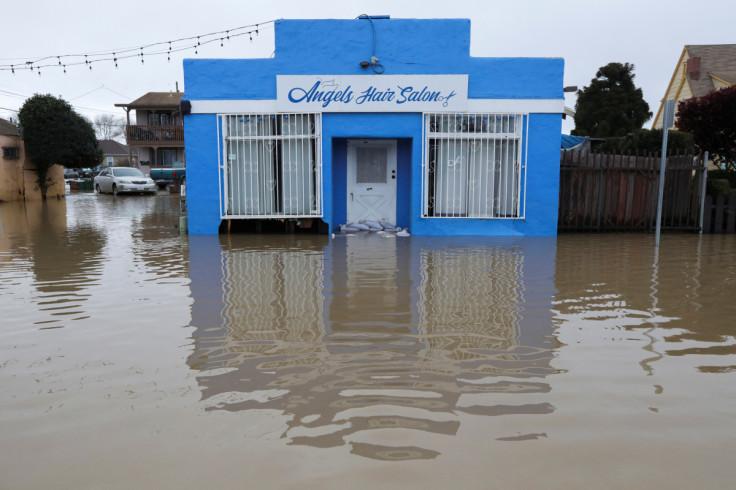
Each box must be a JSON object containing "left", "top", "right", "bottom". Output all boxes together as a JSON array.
[
  {"left": 598, "top": 129, "right": 694, "bottom": 154},
  {"left": 706, "top": 179, "right": 733, "bottom": 197},
  {"left": 708, "top": 169, "right": 736, "bottom": 188}
]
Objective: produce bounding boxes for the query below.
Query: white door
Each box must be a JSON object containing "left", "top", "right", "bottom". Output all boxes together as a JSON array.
[{"left": 346, "top": 140, "right": 397, "bottom": 224}]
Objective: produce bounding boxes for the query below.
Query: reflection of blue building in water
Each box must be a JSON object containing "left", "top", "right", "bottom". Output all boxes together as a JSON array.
[
  {"left": 187, "top": 235, "right": 558, "bottom": 460},
  {"left": 182, "top": 17, "right": 564, "bottom": 235}
]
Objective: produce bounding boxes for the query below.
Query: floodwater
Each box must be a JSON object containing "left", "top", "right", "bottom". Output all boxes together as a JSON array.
[{"left": 1, "top": 193, "right": 735, "bottom": 489}]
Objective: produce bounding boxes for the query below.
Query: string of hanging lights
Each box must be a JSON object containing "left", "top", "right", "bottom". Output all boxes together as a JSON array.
[{"left": 0, "top": 21, "right": 275, "bottom": 75}]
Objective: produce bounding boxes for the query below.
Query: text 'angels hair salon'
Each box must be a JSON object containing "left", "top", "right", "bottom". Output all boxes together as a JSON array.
[{"left": 181, "top": 16, "right": 564, "bottom": 236}]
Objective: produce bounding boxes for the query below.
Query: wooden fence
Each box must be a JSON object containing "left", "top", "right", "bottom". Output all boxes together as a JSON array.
[
  {"left": 558, "top": 150, "right": 706, "bottom": 232},
  {"left": 702, "top": 195, "right": 736, "bottom": 233}
]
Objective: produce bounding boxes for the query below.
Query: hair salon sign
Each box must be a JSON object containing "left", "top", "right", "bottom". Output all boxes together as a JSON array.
[{"left": 277, "top": 75, "right": 468, "bottom": 112}]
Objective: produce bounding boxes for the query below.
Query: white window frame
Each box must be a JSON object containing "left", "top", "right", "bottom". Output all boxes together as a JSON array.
[
  {"left": 422, "top": 112, "right": 527, "bottom": 219},
  {"left": 217, "top": 113, "right": 323, "bottom": 219}
]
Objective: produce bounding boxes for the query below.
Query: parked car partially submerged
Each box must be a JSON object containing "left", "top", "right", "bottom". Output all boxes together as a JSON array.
[
  {"left": 94, "top": 167, "right": 156, "bottom": 195},
  {"left": 64, "top": 168, "right": 79, "bottom": 179}
]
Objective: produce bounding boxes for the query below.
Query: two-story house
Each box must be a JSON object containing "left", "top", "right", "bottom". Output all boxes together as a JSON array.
[
  {"left": 115, "top": 91, "right": 185, "bottom": 175},
  {"left": 653, "top": 44, "right": 736, "bottom": 129}
]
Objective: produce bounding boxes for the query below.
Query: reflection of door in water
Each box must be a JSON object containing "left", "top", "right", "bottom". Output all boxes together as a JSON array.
[
  {"left": 347, "top": 140, "right": 397, "bottom": 223},
  {"left": 337, "top": 234, "right": 405, "bottom": 333}
]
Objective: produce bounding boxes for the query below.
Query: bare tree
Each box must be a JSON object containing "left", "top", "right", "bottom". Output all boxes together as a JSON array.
[{"left": 93, "top": 114, "right": 125, "bottom": 141}]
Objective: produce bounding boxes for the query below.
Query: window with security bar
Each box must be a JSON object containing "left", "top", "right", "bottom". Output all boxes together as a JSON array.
[
  {"left": 423, "top": 113, "right": 526, "bottom": 219},
  {"left": 220, "top": 114, "right": 322, "bottom": 218}
]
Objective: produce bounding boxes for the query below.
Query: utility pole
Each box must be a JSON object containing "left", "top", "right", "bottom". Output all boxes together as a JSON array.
[{"left": 655, "top": 99, "right": 676, "bottom": 248}]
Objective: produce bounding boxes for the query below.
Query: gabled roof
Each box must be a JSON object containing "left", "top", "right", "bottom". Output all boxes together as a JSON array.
[
  {"left": 653, "top": 44, "right": 736, "bottom": 129},
  {"left": 0, "top": 117, "right": 19, "bottom": 136},
  {"left": 685, "top": 44, "right": 736, "bottom": 97},
  {"left": 115, "top": 91, "right": 183, "bottom": 110},
  {"left": 99, "top": 139, "right": 129, "bottom": 155}
]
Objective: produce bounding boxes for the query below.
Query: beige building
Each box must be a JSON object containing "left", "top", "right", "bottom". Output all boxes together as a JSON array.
[
  {"left": 653, "top": 44, "right": 736, "bottom": 129},
  {"left": 0, "top": 117, "right": 64, "bottom": 202}
]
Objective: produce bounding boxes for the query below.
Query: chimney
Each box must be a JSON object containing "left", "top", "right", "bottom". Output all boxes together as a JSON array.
[{"left": 686, "top": 57, "right": 701, "bottom": 81}]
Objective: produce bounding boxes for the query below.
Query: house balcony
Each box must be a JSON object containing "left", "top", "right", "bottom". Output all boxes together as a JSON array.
[{"left": 126, "top": 125, "right": 184, "bottom": 147}]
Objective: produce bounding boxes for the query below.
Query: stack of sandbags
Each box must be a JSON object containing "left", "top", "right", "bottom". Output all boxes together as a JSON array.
[{"left": 338, "top": 221, "right": 409, "bottom": 236}]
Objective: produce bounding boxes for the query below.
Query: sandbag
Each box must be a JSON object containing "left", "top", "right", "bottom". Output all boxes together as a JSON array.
[
  {"left": 347, "top": 222, "right": 371, "bottom": 231},
  {"left": 362, "top": 220, "right": 383, "bottom": 230}
]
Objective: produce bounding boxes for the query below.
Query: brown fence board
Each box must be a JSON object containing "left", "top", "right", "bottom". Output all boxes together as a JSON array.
[
  {"left": 714, "top": 196, "right": 725, "bottom": 232},
  {"left": 702, "top": 195, "right": 736, "bottom": 233},
  {"left": 559, "top": 150, "right": 706, "bottom": 232}
]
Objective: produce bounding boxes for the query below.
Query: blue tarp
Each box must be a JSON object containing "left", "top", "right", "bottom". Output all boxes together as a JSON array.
[{"left": 561, "top": 134, "right": 588, "bottom": 149}]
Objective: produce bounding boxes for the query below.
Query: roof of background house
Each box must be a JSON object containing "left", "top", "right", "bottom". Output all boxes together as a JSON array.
[
  {"left": 685, "top": 44, "right": 736, "bottom": 97},
  {"left": 114, "top": 92, "right": 183, "bottom": 110},
  {"left": 99, "top": 139, "right": 130, "bottom": 155},
  {"left": 0, "top": 117, "right": 19, "bottom": 136}
]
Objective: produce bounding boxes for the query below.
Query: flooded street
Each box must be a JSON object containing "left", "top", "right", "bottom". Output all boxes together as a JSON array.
[{"left": 1, "top": 193, "right": 735, "bottom": 489}]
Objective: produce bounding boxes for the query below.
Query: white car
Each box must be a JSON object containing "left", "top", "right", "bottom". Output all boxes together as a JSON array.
[{"left": 94, "top": 167, "right": 157, "bottom": 195}]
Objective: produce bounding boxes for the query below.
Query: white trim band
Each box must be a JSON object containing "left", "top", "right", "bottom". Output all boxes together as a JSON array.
[{"left": 189, "top": 98, "right": 565, "bottom": 115}]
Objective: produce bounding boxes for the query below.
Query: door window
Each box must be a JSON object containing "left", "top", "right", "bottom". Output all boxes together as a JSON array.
[{"left": 356, "top": 147, "right": 388, "bottom": 184}]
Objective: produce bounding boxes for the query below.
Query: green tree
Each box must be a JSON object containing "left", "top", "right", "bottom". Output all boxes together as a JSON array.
[
  {"left": 18, "top": 94, "right": 102, "bottom": 199},
  {"left": 676, "top": 85, "right": 736, "bottom": 170},
  {"left": 572, "top": 62, "right": 652, "bottom": 137}
]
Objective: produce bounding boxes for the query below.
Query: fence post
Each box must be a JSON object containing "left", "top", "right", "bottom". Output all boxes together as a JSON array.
[{"left": 699, "top": 151, "right": 709, "bottom": 233}]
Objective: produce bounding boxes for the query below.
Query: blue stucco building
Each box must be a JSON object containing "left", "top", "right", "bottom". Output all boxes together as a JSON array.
[{"left": 182, "top": 17, "right": 564, "bottom": 235}]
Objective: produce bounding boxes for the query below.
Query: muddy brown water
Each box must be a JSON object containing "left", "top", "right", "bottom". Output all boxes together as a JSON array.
[{"left": 1, "top": 193, "right": 735, "bottom": 488}]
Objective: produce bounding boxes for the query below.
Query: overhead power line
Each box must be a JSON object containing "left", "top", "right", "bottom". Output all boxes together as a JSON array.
[
  {"left": 0, "top": 20, "right": 277, "bottom": 75},
  {"left": 69, "top": 85, "right": 130, "bottom": 102}
]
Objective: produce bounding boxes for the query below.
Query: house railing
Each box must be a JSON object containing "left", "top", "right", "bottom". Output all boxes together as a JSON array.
[
  {"left": 126, "top": 125, "right": 184, "bottom": 145},
  {"left": 558, "top": 150, "right": 706, "bottom": 232}
]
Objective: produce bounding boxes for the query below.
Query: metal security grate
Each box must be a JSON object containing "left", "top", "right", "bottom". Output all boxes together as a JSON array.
[
  {"left": 422, "top": 113, "right": 527, "bottom": 219},
  {"left": 219, "top": 113, "right": 322, "bottom": 218}
]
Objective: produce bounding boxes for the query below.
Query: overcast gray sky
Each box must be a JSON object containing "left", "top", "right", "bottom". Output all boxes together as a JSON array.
[{"left": 1, "top": 0, "right": 733, "bottom": 134}]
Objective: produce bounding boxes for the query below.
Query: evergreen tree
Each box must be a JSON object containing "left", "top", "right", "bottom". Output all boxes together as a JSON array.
[
  {"left": 572, "top": 62, "right": 652, "bottom": 137},
  {"left": 18, "top": 94, "right": 102, "bottom": 199}
]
